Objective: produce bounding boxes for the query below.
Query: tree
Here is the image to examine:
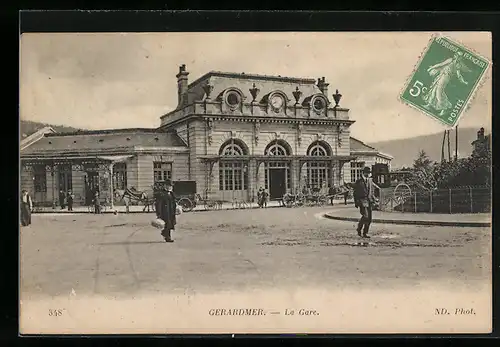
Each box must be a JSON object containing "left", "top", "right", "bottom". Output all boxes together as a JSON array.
[{"left": 408, "top": 150, "right": 438, "bottom": 191}]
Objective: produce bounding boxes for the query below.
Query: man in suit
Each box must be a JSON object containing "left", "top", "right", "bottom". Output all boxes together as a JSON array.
[
  {"left": 154, "top": 180, "right": 177, "bottom": 243},
  {"left": 353, "top": 167, "right": 376, "bottom": 238}
]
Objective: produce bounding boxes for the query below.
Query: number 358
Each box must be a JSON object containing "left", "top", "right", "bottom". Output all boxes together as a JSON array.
[
  {"left": 409, "top": 80, "right": 428, "bottom": 97},
  {"left": 49, "top": 309, "right": 64, "bottom": 316}
]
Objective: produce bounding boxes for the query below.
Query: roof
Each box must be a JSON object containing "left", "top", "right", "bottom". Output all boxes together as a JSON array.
[
  {"left": 185, "top": 70, "right": 324, "bottom": 106},
  {"left": 44, "top": 128, "right": 161, "bottom": 137},
  {"left": 20, "top": 126, "right": 56, "bottom": 151},
  {"left": 349, "top": 137, "right": 377, "bottom": 152},
  {"left": 21, "top": 130, "right": 187, "bottom": 155}
]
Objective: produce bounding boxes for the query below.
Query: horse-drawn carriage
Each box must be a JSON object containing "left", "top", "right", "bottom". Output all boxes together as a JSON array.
[
  {"left": 174, "top": 181, "right": 223, "bottom": 212},
  {"left": 282, "top": 183, "right": 354, "bottom": 208},
  {"left": 115, "top": 180, "right": 221, "bottom": 213}
]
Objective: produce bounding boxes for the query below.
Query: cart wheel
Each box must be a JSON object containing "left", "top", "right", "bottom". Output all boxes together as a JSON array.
[{"left": 178, "top": 198, "right": 194, "bottom": 212}]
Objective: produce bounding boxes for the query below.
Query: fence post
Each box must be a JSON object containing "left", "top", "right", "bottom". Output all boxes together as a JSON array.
[
  {"left": 449, "top": 188, "right": 452, "bottom": 214},
  {"left": 469, "top": 187, "right": 473, "bottom": 213},
  {"left": 414, "top": 192, "right": 417, "bottom": 213},
  {"left": 429, "top": 190, "right": 433, "bottom": 213}
]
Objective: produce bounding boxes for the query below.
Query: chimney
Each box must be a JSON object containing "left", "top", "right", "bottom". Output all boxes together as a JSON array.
[
  {"left": 478, "top": 127, "right": 485, "bottom": 140},
  {"left": 317, "top": 77, "right": 329, "bottom": 99},
  {"left": 176, "top": 64, "right": 189, "bottom": 107}
]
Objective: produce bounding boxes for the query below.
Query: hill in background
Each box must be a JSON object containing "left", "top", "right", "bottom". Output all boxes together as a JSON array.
[
  {"left": 20, "top": 120, "right": 84, "bottom": 139},
  {"left": 369, "top": 127, "right": 484, "bottom": 169}
]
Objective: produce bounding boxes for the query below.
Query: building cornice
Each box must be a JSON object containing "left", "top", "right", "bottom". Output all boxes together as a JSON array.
[
  {"left": 159, "top": 102, "right": 350, "bottom": 121},
  {"left": 159, "top": 113, "right": 355, "bottom": 129}
]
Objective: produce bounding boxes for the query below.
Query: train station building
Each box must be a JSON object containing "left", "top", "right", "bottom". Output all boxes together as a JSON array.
[{"left": 20, "top": 65, "right": 392, "bottom": 207}]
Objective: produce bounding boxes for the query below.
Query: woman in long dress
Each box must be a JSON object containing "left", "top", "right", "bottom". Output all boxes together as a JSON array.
[
  {"left": 422, "top": 52, "right": 470, "bottom": 116},
  {"left": 20, "top": 189, "right": 33, "bottom": 226}
]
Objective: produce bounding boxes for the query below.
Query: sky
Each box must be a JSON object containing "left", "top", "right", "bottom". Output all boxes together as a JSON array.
[{"left": 19, "top": 32, "right": 492, "bottom": 143}]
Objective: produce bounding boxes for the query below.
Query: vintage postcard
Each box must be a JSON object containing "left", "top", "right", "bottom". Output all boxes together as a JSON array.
[{"left": 19, "top": 32, "right": 492, "bottom": 334}]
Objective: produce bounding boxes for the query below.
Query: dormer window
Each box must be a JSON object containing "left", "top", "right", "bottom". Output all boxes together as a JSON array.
[
  {"left": 313, "top": 97, "right": 326, "bottom": 112},
  {"left": 227, "top": 92, "right": 240, "bottom": 106}
]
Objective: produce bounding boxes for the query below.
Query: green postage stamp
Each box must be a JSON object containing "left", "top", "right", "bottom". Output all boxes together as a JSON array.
[{"left": 400, "top": 35, "right": 490, "bottom": 128}]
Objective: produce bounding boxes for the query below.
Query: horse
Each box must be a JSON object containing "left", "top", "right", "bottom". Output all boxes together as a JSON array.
[{"left": 114, "top": 187, "right": 156, "bottom": 212}]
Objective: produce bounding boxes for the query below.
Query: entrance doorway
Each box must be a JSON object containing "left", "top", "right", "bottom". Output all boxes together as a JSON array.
[
  {"left": 84, "top": 172, "right": 100, "bottom": 205},
  {"left": 269, "top": 168, "right": 286, "bottom": 200},
  {"left": 58, "top": 166, "right": 73, "bottom": 193}
]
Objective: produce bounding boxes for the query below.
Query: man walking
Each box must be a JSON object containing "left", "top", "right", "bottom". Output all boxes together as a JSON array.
[
  {"left": 353, "top": 167, "right": 376, "bottom": 238},
  {"left": 154, "top": 180, "right": 177, "bottom": 243}
]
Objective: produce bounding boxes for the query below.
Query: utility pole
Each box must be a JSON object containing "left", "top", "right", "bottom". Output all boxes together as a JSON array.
[
  {"left": 441, "top": 130, "right": 446, "bottom": 162},
  {"left": 447, "top": 130, "right": 451, "bottom": 162},
  {"left": 455, "top": 125, "right": 459, "bottom": 161}
]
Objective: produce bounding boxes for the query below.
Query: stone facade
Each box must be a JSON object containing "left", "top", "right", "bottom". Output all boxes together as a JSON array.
[
  {"left": 20, "top": 66, "right": 393, "bottom": 206},
  {"left": 158, "top": 68, "right": 356, "bottom": 201}
]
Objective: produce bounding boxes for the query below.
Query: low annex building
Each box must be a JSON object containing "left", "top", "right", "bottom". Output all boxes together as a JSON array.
[{"left": 20, "top": 65, "right": 392, "bottom": 207}]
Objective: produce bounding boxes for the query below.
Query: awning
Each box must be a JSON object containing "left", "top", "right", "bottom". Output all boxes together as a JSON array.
[{"left": 97, "top": 155, "right": 134, "bottom": 163}]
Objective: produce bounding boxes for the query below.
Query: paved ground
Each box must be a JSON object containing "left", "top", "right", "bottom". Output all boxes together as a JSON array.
[{"left": 20, "top": 206, "right": 491, "bottom": 300}]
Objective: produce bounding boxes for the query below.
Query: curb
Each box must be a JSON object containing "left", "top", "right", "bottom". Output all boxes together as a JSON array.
[
  {"left": 33, "top": 204, "right": 286, "bottom": 215},
  {"left": 323, "top": 214, "right": 491, "bottom": 228}
]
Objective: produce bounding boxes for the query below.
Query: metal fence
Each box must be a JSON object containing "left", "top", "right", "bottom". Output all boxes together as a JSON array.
[{"left": 382, "top": 186, "right": 491, "bottom": 214}]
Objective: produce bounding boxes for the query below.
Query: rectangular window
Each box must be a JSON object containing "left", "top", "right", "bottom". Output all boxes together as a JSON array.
[
  {"left": 153, "top": 162, "right": 172, "bottom": 183},
  {"left": 33, "top": 165, "right": 47, "bottom": 193},
  {"left": 219, "top": 166, "right": 224, "bottom": 191},
  {"left": 350, "top": 161, "right": 365, "bottom": 182},
  {"left": 219, "top": 162, "right": 248, "bottom": 191},
  {"left": 225, "top": 167, "right": 233, "bottom": 191},
  {"left": 113, "top": 163, "right": 128, "bottom": 190},
  {"left": 233, "top": 163, "right": 242, "bottom": 190}
]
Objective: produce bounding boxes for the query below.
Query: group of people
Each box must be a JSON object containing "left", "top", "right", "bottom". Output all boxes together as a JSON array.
[
  {"left": 20, "top": 167, "right": 376, "bottom": 240},
  {"left": 58, "top": 190, "right": 75, "bottom": 212}
]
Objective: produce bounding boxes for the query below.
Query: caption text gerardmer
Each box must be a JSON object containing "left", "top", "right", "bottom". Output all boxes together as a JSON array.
[{"left": 208, "top": 308, "right": 320, "bottom": 316}]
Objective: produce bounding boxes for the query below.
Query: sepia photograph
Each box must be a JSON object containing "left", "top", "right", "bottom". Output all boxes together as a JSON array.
[{"left": 19, "top": 31, "right": 492, "bottom": 334}]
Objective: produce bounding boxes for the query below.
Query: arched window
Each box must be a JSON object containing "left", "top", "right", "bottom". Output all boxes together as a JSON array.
[
  {"left": 306, "top": 141, "right": 331, "bottom": 190},
  {"left": 307, "top": 141, "right": 331, "bottom": 157},
  {"left": 220, "top": 141, "right": 246, "bottom": 156},
  {"left": 218, "top": 139, "right": 248, "bottom": 191},
  {"left": 265, "top": 140, "right": 291, "bottom": 156}
]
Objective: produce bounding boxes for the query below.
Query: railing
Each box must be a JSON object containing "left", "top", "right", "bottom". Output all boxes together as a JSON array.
[{"left": 379, "top": 186, "right": 491, "bottom": 214}]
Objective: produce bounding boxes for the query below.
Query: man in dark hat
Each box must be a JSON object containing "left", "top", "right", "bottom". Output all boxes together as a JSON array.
[
  {"left": 353, "top": 166, "right": 376, "bottom": 238},
  {"left": 154, "top": 179, "right": 177, "bottom": 243}
]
